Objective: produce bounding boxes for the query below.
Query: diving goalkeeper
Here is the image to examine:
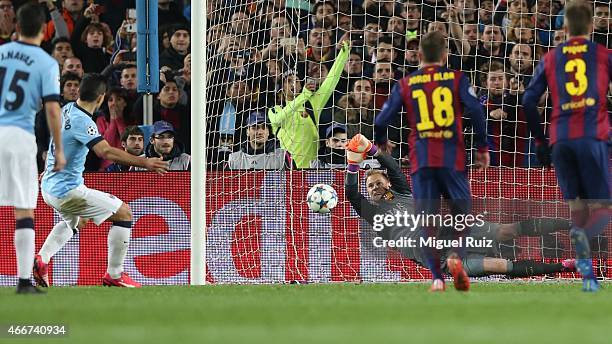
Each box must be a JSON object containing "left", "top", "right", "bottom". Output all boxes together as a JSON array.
[
  {"left": 268, "top": 41, "right": 350, "bottom": 168},
  {"left": 345, "top": 135, "right": 575, "bottom": 289}
]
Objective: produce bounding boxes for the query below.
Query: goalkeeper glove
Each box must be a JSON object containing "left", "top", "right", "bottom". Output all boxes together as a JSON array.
[{"left": 347, "top": 134, "right": 378, "bottom": 156}]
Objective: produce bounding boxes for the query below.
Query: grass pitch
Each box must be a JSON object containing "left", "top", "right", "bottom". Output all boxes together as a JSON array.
[{"left": 1, "top": 282, "right": 610, "bottom": 344}]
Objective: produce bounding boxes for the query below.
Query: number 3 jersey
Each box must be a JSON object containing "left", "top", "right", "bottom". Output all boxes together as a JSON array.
[
  {"left": 375, "top": 65, "right": 487, "bottom": 173},
  {"left": 42, "top": 102, "right": 103, "bottom": 198},
  {"left": 0, "top": 41, "right": 60, "bottom": 134},
  {"left": 526, "top": 37, "right": 610, "bottom": 145}
]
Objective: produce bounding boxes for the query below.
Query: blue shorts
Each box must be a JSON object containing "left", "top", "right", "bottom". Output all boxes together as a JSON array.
[
  {"left": 411, "top": 168, "right": 472, "bottom": 215},
  {"left": 551, "top": 138, "right": 610, "bottom": 201}
]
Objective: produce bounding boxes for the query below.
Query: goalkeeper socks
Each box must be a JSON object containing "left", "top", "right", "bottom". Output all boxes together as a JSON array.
[
  {"left": 39, "top": 221, "right": 74, "bottom": 264},
  {"left": 107, "top": 221, "right": 132, "bottom": 279},
  {"left": 507, "top": 260, "right": 565, "bottom": 277},
  {"left": 517, "top": 218, "right": 570, "bottom": 236},
  {"left": 14, "top": 218, "right": 35, "bottom": 281}
]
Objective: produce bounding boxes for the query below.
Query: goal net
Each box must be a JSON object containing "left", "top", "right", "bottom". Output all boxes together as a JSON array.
[{"left": 203, "top": 0, "right": 611, "bottom": 283}]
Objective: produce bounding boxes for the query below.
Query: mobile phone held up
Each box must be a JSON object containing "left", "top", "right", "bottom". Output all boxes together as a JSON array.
[{"left": 126, "top": 9, "right": 136, "bottom": 33}]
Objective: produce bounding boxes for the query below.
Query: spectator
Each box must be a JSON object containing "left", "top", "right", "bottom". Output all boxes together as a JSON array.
[
  {"left": 311, "top": 123, "right": 348, "bottom": 168},
  {"left": 531, "top": 0, "right": 554, "bottom": 45},
  {"left": 106, "top": 126, "right": 146, "bottom": 172},
  {"left": 60, "top": 72, "right": 81, "bottom": 103},
  {"left": 269, "top": 42, "right": 350, "bottom": 168},
  {"left": 475, "top": 24, "right": 512, "bottom": 82},
  {"left": 96, "top": 88, "right": 139, "bottom": 170},
  {"left": 160, "top": 24, "right": 190, "bottom": 70},
  {"left": 362, "top": 22, "right": 382, "bottom": 61},
  {"left": 387, "top": 15, "right": 406, "bottom": 49},
  {"left": 335, "top": 79, "right": 375, "bottom": 140},
  {"left": 158, "top": 0, "right": 188, "bottom": 27},
  {"left": 227, "top": 112, "right": 289, "bottom": 170},
  {"left": 144, "top": 121, "right": 190, "bottom": 171},
  {"left": 50, "top": 37, "right": 74, "bottom": 69},
  {"left": 372, "top": 61, "right": 394, "bottom": 109},
  {"left": 400, "top": 36, "right": 420, "bottom": 75},
  {"left": 71, "top": 6, "right": 111, "bottom": 73},
  {"left": 478, "top": 0, "right": 494, "bottom": 26},
  {"left": 479, "top": 61, "right": 529, "bottom": 167},
  {"left": 43, "top": 0, "right": 85, "bottom": 42},
  {"left": 508, "top": 43, "right": 535, "bottom": 87},
  {"left": 593, "top": 2, "right": 611, "bottom": 48},
  {"left": 34, "top": 72, "right": 82, "bottom": 171},
  {"left": 507, "top": 15, "right": 536, "bottom": 44},
  {"left": 307, "top": 25, "right": 334, "bottom": 62},
  {"left": 336, "top": 50, "right": 365, "bottom": 97},
  {"left": 401, "top": 0, "right": 422, "bottom": 35},
  {"left": 551, "top": 29, "right": 566, "bottom": 47},
  {"left": 62, "top": 56, "right": 84, "bottom": 77},
  {"left": 120, "top": 64, "right": 137, "bottom": 92},
  {"left": 373, "top": 36, "right": 397, "bottom": 64},
  {"left": 135, "top": 77, "right": 190, "bottom": 151},
  {"left": 0, "top": 0, "right": 15, "bottom": 45}
]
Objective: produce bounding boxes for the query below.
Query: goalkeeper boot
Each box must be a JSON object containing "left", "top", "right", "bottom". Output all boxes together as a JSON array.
[
  {"left": 102, "top": 272, "right": 142, "bottom": 288},
  {"left": 430, "top": 279, "right": 445, "bottom": 292},
  {"left": 32, "top": 254, "right": 49, "bottom": 287},
  {"left": 447, "top": 256, "right": 470, "bottom": 292},
  {"left": 561, "top": 259, "right": 576, "bottom": 272}
]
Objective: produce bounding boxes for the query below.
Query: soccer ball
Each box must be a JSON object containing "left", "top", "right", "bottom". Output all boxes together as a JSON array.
[{"left": 307, "top": 184, "right": 338, "bottom": 213}]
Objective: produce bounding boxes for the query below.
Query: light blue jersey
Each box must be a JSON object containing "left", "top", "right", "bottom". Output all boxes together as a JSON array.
[
  {"left": 0, "top": 41, "right": 60, "bottom": 135},
  {"left": 42, "top": 102, "right": 103, "bottom": 198}
]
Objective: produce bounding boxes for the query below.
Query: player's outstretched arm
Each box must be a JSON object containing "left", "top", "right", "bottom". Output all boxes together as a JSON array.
[
  {"left": 92, "top": 140, "right": 169, "bottom": 174},
  {"left": 374, "top": 83, "right": 404, "bottom": 153},
  {"left": 345, "top": 165, "right": 377, "bottom": 226},
  {"left": 45, "top": 101, "right": 66, "bottom": 171},
  {"left": 310, "top": 41, "right": 351, "bottom": 112}
]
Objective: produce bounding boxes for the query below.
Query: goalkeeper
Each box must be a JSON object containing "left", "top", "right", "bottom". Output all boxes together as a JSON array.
[
  {"left": 345, "top": 135, "right": 575, "bottom": 286},
  {"left": 268, "top": 41, "right": 350, "bottom": 168}
]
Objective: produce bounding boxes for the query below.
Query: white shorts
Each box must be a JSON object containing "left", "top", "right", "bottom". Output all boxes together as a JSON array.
[
  {"left": 0, "top": 126, "right": 38, "bottom": 209},
  {"left": 42, "top": 185, "right": 123, "bottom": 230}
]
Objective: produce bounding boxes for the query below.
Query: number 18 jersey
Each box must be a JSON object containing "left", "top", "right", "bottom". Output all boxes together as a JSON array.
[
  {"left": 375, "top": 65, "right": 487, "bottom": 173},
  {"left": 528, "top": 37, "right": 610, "bottom": 145},
  {"left": 0, "top": 41, "right": 60, "bottom": 135}
]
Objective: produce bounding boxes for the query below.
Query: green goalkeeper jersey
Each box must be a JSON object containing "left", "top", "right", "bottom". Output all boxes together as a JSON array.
[{"left": 269, "top": 42, "right": 350, "bottom": 168}]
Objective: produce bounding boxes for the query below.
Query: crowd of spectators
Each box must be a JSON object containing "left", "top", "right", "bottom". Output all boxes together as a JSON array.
[
  {"left": 0, "top": 0, "right": 192, "bottom": 172},
  {"left": 206, "top": 0, "right": 611, "bottom": 170},
  {"left": 1, "top": 1, "right": 609, "bottom": 172}
]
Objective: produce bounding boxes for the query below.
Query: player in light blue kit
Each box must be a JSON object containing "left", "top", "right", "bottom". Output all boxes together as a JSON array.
[
  {"left": 0, "top": 3, "right": 66, "bottom": 294},
  {"left": 33, "top": 74, "right": 168, "bottom": 288}
]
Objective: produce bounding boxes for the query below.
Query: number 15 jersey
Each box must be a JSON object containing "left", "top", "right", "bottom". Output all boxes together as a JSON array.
[
  {"left": 375, "top": 65, "right": 487, "bottom": 173},
  {"left": 0, "top": 41, "right": 60, "bottom": 135},
  {"left": 527, "top": 37, "right": 610, "bottom": 145}
]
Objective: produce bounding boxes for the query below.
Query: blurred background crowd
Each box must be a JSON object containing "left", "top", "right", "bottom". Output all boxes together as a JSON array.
[{"left": 0, "top": 1, "right": 609, "bottom": 172}]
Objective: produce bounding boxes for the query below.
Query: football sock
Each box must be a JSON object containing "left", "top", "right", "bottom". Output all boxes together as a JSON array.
[
  {"left": 507, "top": 260, "right": 564, "bottom": 277},
  {"left": 518, "top": 218, "right": 571, "bottom": 236},
  {"left": 39, "top": 221, "right": 74, "bottom": 264},
  {"left": 570, "top": 227, "right": 596, "bottom": 280},
  {"left": 570, "top": 208, "right": 589, "bottom": 228},
  {"left": 107, "top": 221, "right": 132, "bottom": 279},
  {"left": 15, "top": 218, "right": 35, "bottom": 281},
  {"left": 583, "top": 207, "right": 610, "bottom": 240}
]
